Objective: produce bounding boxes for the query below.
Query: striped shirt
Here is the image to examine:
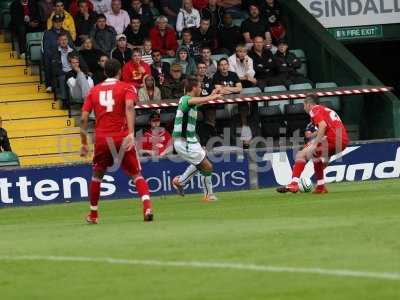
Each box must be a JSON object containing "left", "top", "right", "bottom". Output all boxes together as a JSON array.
[{"left": 172, "top": 95, "right": 198, "bottom": 143}]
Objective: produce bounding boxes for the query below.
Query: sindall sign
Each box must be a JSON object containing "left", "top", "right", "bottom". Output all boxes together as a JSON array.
[
  {"left": 257, "top": 141, "right": 400, "bottom": 188},
  {"left": 298, "top": 0, "right": 400, "bottom": 27}
]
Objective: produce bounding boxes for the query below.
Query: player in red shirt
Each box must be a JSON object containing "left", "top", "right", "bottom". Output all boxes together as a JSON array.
[
  {"left": 80, "top": 59, "right": 153, "bottom": 223},
  {"left": 277, "top": 94, "right": 349, "bottom": 194}
]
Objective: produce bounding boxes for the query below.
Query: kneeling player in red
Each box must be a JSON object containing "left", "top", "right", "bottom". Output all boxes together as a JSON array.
[
  {"left": 80, "top": 59, "right": 153, "bottom": 223},
  {"left": 277, "top": 94, "right": 349, "bottom": 194}
]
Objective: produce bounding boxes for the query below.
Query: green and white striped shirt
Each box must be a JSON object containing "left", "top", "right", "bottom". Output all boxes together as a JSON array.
[{"left": 172, "top": 95, "right": 198, "bottom": 143}]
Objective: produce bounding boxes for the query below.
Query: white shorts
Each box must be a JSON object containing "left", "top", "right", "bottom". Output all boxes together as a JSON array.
[{"left": 174, "top": 138, "right": 206, "bottom": 166}]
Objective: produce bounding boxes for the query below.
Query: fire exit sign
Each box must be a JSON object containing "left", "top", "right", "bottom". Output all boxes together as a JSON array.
[{"left": 329, "top": 25, "right": 383, "bottom": 40}]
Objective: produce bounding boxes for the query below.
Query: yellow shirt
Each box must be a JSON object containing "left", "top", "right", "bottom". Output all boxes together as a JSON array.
[{"left": 47, "top": 11, "right": 76, "bottom": 41}]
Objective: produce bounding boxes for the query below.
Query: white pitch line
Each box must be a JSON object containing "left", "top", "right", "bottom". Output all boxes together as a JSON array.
[{"left": 0, "top": 255, "right": 399, "bottom": 281}]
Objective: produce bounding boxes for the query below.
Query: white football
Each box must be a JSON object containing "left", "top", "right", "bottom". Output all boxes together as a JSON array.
[{"left": 299, "top": 177, "right": 313, "bottom": 193}]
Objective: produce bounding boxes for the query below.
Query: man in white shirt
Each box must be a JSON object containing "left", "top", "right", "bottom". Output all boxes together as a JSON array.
[
  {"left": 228, "top": 44, "right": 257, "bottom": 88},
  {"left": 105, "top": 0, "right": 130, "bottom": 34}
]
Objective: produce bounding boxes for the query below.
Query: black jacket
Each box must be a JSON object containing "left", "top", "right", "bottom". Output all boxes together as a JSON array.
[
  {"left": 127, "top": 4, "right": 154, "bottom": 27},
  {"left": 74, "top": 11, "right": 97, "bottom": 42},
  {"left": 51, "top": 48, "right": 88, "bottom": 78},
  {"left": 0, "top": 128, "right": 11, "bottom": 152},
  {"left": 191, "top": 27, "right": 217, "bottom": 51},
  {"left": 200, "top": 5, "right": 225, "bottom": 29},
  {"left": 90, "top": 25, "right": 117, "bottom": 55},
  {"left": 151, "top": 62, "right": 170, "bottom": 86},
  {"left": 10, "top": 0, "right": 39, "bottom": 29},
  {"left": 274, "top": 51, "right": 301, "bottom": 75},
  {"left": 110, "top": 47, "right": 133, "bottom": 66},
  {"left": 248, "top": 47, "right": 275, "bottom": 79}
]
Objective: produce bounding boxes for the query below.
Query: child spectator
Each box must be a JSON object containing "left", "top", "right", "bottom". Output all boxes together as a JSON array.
[{"left": 141, "top": 39, "right": 153, "bottom": 65}]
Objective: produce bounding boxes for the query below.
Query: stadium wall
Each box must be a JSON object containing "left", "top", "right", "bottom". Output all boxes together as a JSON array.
[{"left": 1, "top": 140, "right": 400, "bottom": 207}]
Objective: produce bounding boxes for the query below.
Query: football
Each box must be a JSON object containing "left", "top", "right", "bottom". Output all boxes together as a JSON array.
[{"left": 299, "top": 177, "right": 313, "bottom": 193}]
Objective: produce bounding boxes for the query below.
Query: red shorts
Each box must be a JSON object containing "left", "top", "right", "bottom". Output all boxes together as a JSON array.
[
  {"left": 92, "top": 137, "right": 141, "bottom": 176},
  {"left": 306, "top": 139, "right": 348, "bottom": 160}
]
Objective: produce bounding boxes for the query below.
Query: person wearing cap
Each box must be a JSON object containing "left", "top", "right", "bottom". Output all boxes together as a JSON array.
[
  {"left": 139, "top": 111, "right": 172, "bottom": 157},
  {"left": 110, "top": 34, "right": 132, "bottom": 65},
  {"left": 161, "top": 63, "right": 186, "bottom": 99},
  {"left": 105, "top": 0, "right": 130, "bottom": 34},
  {"left": 47, "top": 0, "right": 77, "bottom": 41},
  {"left": 90, "top": 14, "right": 117, "bottom": 55},
  {"left": 121, "top": 48, "right": 151, "bottom": 89},
  {"left": 274, "top": 39, "right": 312, "bottom": 88},
  {"left": 138, "top": 75, "right": 161, "bottom": 103},
  {"left": 74, "top": 0, "right": 98, "bottom": 46},
  {"left": 42, "top": 13, "right": 74, "bottom": 92}
]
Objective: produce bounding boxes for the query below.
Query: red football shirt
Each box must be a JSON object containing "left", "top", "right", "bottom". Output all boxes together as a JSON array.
[
  {"left": 310, "top": 105, "right": 348, "bottom": 145},
  {"left": 82, "top": 78, "right": 137, "bottom": 139}
]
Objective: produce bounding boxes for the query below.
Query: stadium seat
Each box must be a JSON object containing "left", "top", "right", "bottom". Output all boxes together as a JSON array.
[
  {"left": 290, "top": 49, "right": 307, "bottom": 76},
  {"left": 241, "top": 87, "right": 262, "bottom": 94},
  {"left": 284, "top": 103, "right": 309, "bottom": 137},
  {"left": 264, "top": 85, "right": 288, "bottom": 113},
  {"left": 25, "top": 32, "right": 44, "bottom": 82},
  {"left": 161, "top": 57, "right": 175, "bottom": 65},
  {"left": 211, "top": 54, "right": 228, "bottom": 62},
  {"left": 259, "top": 106, "right": 285, "bottom": 139},
  {"left": 289, "top": 83, "right": 313, "bottom": 104},
  {"left": 232, "top": 18, "right": 244, "bottom": 27},
  {"left": 0, "top": 151, "right": 20, "bottom": 167},
  {"left": 316, "top": 82, "right": 341, "bottom": 111}
]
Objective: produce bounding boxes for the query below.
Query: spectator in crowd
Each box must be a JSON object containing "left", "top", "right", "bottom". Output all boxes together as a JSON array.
[
  {"left": 265, "top": 34, "right": 277, "bottom": 54},
  {"left": 241, "top": 4, "right": 270, "bottom": 47},
  {"left": 105, "top": 0, "right": 130, "bottom": 34},
  {"left": 123, "top": 16, "right": 149, "bottom": 48},
  {"left": 51, "top": 34, "right": 78, "bottom": 108},
  {"left": 66, "top": 52, "right": 94, "bottom": 102},
  {"left": 110, "top": 34, "right": 132, "bottom": 65},
  {"left": 10, "top": 0, "right": 40, "bottom": 58},
  {"left": 193, "top": 0, "right": 208, "bottom": 10},
  {"left": 216, "top": 0, "right": 243, "bottom": 18},
  {"left": 69, "top": 0, "right": 94, "bottom": 16},
  {"left": 127, "top": 0, "right": 153, "bottom": 27},
  {"left": 47, "top": 0, "right": 77, "bottom": 41},
  {"left": 138, "top": 75, "right": 161, "bottom": 103},
  {"left": 173, "top": 46, "right": 197, "bottom": 76},
  {"left": 176, "top": 0, "right": 201, "bottom": 35},
  {"left": 248, "top": 36, "right": 278, "bottom": 90},
  {"left": 180, "top": 28, "right": 199, "bottom": 58},
  {"left": 79, "top": 37, "right": 105, "bottom": 75},
  {"left": 0, "top": 117, "right": 12, "bottom": 152},
  {"left": 74, "top": 0, "right": 98, "bottom": 46},
  {"left": 161, "top": 63, "right": 185, "bottom": 99},
  {"left": 258, "top": 0, "right": 286, "bottom": 41},
  {"left": 150, "top": 49, "right": 170, "bottom": 86},
  {"left": 37, "top": 0, "right": 54, "bottom": 29},
  {"left": 90, "top": 0, "right": 112, "bottom": 14},
  {"left": 274, "top": 40, "right": 312, "bottom": 87},
  {"left": 122, "top": 48, "right": 151, "bottom": 89},
  {"left": 90, "top": 14, "right": 117, "bottom": 54},
  {"left": 149, "top": 16, "right": 178, "bottom": 57},
  {"left": 217, "top": 13, "right": 242, "bottom": 55},
  {"left": 196, "top": 62, "right": 214, "bottom": 97},
  {"left": 191, "top": 18, "right": 217, "bottom": 51},
  {"left": 139, "top": 111, "right": 172, "bottom": 157},
  {"left": 197, "top": 106, "right": 221, "bottom": 149},
  {"left": 160, "top": 0, "right": 182, "bottom": 24},
  {"left": 230, "top": 102, "right": 259, "bottom": 148},
  {"left": 228, "top": 44, "right": 256, "bottom": 88},
  {"left": 92, "top": 54, "right": 109, "bottom": 84},
  {"left": 200, "top": 0, "right": 224, "bottom": 30},
  {"left": 212, "top": 58, "right": 242, "bottom": 94},
  {"left": 141, "top": 39, "right": 153, "bottom": 65},
  {"left": 198, "top": 46, "right": 217, "bottom": 78},
  {"left": 43, "top": 14, "right": 74, "bottom": 92}
]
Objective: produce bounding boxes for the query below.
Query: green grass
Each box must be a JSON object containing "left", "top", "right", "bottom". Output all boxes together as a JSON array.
[{"left": 1, "top": 180, "right": 400, "bottom": 300}]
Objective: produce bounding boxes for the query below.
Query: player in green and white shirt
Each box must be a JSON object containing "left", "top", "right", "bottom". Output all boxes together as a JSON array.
[{"left": 172, "top": 77, "right": 221, "bottom": 202}]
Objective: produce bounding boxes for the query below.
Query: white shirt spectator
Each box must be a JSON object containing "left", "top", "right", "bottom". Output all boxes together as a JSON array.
[
  {"left": 105, "top": 9, "right": 130, "bottom": 34},
  {"left": 176, "top": 8, "right": 201, "bottom": 33},
  {"left": 59, "top": 46, "right": 74, "bottom": 72},
  {"left": 228, "top": 54, "right": 255, "bottom": 79},
  {"left": 90, "top": 0, "right": 112, "bottom": 14}
]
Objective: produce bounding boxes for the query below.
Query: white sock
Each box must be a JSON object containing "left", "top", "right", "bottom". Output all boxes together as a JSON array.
[
  {"left": 202, "top": 175, "right": 214, "bottom": 197},
  {"left": 179, "top": 164, "right": 198, "bottom": 186}
]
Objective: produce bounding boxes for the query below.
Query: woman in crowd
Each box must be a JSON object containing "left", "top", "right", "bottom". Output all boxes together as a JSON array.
[{"left": 79, "top": 37, "right": 105, "bottom": 75}]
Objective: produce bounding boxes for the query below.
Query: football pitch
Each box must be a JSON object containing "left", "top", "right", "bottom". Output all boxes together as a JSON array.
[{"left": 0, "top": 179, "right": 399, "bottom": 300}]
